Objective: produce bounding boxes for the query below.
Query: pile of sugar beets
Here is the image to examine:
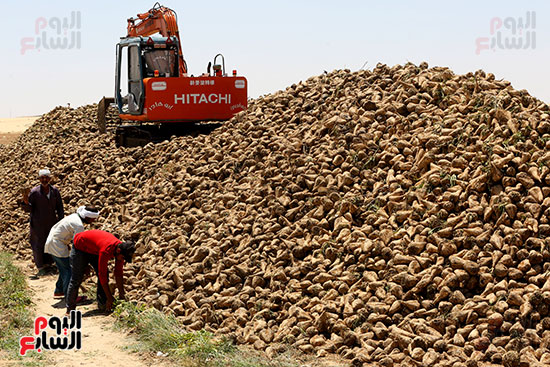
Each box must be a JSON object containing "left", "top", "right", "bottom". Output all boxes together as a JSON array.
[{"left": 2, "top": 62, "right": 550, "bottom": 367}]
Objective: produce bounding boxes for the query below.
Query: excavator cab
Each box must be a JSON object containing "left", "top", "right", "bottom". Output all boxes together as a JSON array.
[
  {"left": 115, "top": 36, "right": 180, "bottom": 115},
  {"left": 113, "top": 32, "right": 246, "bottom": 125}
]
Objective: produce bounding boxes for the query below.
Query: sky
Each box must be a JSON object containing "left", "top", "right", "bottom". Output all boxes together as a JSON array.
[{"left": 1, "top": 1, "right": 548, "bottom": 118}]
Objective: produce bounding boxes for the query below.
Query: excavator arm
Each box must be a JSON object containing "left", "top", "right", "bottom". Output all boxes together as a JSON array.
[{"left": 126, "top": 2, "right": 187, "bottom": 75}]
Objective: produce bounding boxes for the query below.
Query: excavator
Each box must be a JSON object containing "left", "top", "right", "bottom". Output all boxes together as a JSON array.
[{"left": 98, "top": 3, "right": 248, "bottom": 146}]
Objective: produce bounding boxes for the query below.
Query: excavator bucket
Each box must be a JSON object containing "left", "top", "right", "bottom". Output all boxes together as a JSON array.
[{"left": 97, "top": 96, "right": 115, "bottom": 133}]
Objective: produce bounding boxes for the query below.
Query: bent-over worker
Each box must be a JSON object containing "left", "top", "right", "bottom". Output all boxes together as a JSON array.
[
  {"left": 45, "top": 205, "right": 99, "bottom": 299},
  {"left": 66, "top": 230, "right": 136, "bottom": 313}
]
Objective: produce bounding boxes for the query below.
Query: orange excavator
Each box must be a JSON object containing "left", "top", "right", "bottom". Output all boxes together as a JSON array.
[{"left": 98, "top": 3, "right": 248, "bottom": 146}]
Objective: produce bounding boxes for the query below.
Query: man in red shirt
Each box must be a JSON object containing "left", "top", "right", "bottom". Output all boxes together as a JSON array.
[{"left": 66, "top": 230, "right": 136, "bottom": 313}]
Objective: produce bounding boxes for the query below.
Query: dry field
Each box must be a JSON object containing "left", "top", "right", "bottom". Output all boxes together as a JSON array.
[{"left": 0, "top": 116, "right": 37, "bottom": 144}]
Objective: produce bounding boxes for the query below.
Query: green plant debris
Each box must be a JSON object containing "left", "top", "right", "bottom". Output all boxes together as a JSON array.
[
  {"left": 0, "top": 252, "right": 48, "bottom": 366},
  {"left": 112, "top": 301, "right": 305, "bottom": 367}
]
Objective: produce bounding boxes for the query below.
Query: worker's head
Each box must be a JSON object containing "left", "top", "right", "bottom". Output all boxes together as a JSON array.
[
  {"left": 77, "top": 205, "right": 100, "bottom": 224},
  {"left": 117, "top": 241, "right": 136, "bottom": 263},
  {"left": 38, "top": 169, "right": 51, "bottom": 186}
]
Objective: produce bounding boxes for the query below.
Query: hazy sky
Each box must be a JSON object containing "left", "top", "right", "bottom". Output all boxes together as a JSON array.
[{"left": 1, "top": 1, "right": 548, "bottom": 118}]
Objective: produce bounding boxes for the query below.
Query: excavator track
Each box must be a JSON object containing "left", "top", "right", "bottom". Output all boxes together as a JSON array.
[
  {"left": 115, "top": 122, "right": 221, "bottom": 147},
  {"left": 97, "top": 97, "right": 221, "bottom": 147}
]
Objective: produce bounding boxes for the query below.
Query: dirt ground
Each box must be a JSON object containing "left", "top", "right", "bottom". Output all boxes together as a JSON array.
[
  {"left": 0, "top": 117, "right": 37, "bottom": 144},
  {"left": 15, "top": 262, "right": 170, "bottom": 367}
]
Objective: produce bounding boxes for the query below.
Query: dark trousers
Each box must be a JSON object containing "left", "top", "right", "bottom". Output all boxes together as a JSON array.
[
  {"left": 30, "top": 229, "right": 53, "bottom": 269},
  {"left": 51, "top": 255, "right": 71, "bottom": 295},
  {"left": 66, "top": 247, "right": 107, "bottom": 312}
]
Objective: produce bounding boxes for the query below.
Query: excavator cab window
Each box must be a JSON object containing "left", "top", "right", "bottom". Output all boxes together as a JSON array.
[
  {"left": 115, "top": 42, "right": 144, "bottom": 115},
  {"left": 144, "top": 49, "right": 177, "bottom": 78},
  {"left": 128, "top": 45, "right": 143, "bottom": 113}
]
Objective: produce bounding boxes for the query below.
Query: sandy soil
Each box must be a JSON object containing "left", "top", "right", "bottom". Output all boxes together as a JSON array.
[
  {"left": 0, "top": 132, "right": 22, "bottom": 145},
  {"left": 0, "top": 117, "right": 37, "bottom": 133},
  {"left": 0, "top": 117, "right": 38, "bottom": 144},
  {"left": 17, "top": 263, "right": 171, "bottom": 367}
]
